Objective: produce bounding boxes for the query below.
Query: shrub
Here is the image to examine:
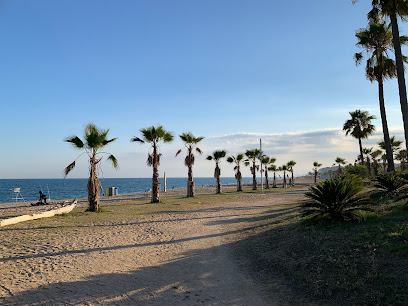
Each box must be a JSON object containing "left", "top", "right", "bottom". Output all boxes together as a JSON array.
[
  {"left": 344, "top": 164, "right": 369, "bottom": 179},
  {"left": 302, "top": 175, "right": 371, "bottom": 222}
]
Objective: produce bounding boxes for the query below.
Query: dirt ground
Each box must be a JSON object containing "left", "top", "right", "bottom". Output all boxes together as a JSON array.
[{"left": 0, "top": 180, "right": 310, "bottom": 305}]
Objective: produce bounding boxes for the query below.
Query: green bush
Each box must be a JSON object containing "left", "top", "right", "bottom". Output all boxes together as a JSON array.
[
  {"left": 302, "top": 175, "right": 371, "bottom": 222},
  {"left": 374, "top": 172, "right": 406, "bottom": 199},
  {"left": 344, "top": 164, "right": 369, "bottom": 179}
]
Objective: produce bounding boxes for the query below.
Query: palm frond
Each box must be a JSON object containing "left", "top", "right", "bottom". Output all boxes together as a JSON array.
[
  {"left": 64, "top": 161, "right": 76, "bottom": 177},
  {"left": 175, "top": 149, "right": 182, "bottom": 157},
  {"left": 107, "top": 154, "right": 119, "bottom": 169},
  {"left": 65, "top": 136, "right": 84, "bottom": 149},
  {"left": 131, "top": 137, "right": 145, "bottom": 143}
]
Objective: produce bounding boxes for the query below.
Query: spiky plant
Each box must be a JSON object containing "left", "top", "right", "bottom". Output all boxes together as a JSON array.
[
  {"left": 64, "top": 123, "right": 119, "bottom": 212},
  {"left": 313, "top": 161, "right": 322, "bottom": 184},
  {"left": 227, "top": 153, "right": 245, "bottom": 191},
  {"left": 244, "top": 149, "right": 261, "bottom": 190},
  {"left": 207, "top": 150, "right": 227, "bottom": 194},
  {"left": 131, "top": 125, "right": 174, "bottom": 203},
  {"left": 175, "top": 132, "right": 204, "bottom": 197},
  {"left": 287, "top": 160, "right": 296, "bottom": 186},
  {"left": 374, "top": 172, "right": 406, "bottom": 198},
  {"left": 303, "top": 175, "right": 371, "bottom": 222},
  {"left": 343, "top": 110, "right": 376, "bottom": 165}
]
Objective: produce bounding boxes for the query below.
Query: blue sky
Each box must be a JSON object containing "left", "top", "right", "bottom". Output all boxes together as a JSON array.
[{"left": 0, "top": 0, "right": 406, "bottom": 178}]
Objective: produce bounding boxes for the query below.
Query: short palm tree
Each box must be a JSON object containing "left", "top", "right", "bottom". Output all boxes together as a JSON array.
[
  {"left": 281, "top": 164, "right": 288, "bottom": 188},
  {"left": 355, "top": 20, "right": 403, "bottom": 172},
  {"left": 175, "top": 132, "right": 204, "bottom": 197},
  {"left": 227, "top": 153, "right": 245, "bottom": 191},
  {"left": 343, "top": 110, "right": 376, "bottom": 164},
  {"left": 261, "top": 156, "right": 276, "bottom": 189},
  {"left": 371, "top": 149, "right": 383, "bottom": 175},
  {"left": 244, "top": 149, "right": 261, "bottom": 190},
  {"left": 64, "top": 123, "right": 119, "bottom": 212},
  {"left": 335, "top": 157, "right": 346, "bottom": 175},
  {"left": 396, "top": 149, "right": 407, "bottom": 171},
  {"left": 131, "top": 125, "right": 174, "bottom": 203},
  {"left": 269, "top": 164, "right": 278, "bottom": 188},
  {"left": 313, "top": 161, "right": 322, "bottom": 183},
  {"left": 379, "top": 135, "right": 403, "bottom": 159},
  {"left": 303, "top": 175, "right": 371, "bottom": 222},
  {"left": 363, "top": 147, "right": 373, "bottom": 174},
  {"left": 207, "top": 150, "right": 227, "bottom": 194},
  {"left": 287, "top": 160, "right": 296, "bottom": 186}
]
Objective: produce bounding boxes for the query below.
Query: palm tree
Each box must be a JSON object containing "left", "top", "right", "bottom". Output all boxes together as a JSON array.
[
  {"left": 364, "top": 0, "right": 408, "bottom": 153},
  {"left": 269, "top": 164, "right": 278, "bottom": 188},
  {"left": 244, "top": 149, "right": 261, "bottom": 190},
  {"left": 313, "top": 161, "right": 322, "bottom": 184},
  {"left": 227, "top": 153, "right": 245, "bottom": 191},
  {"left": 396, "top": 149, "right": 407, "bottom": 170},
  {"left": 281, "top": 165, "right": 289, "bottom": 188},
  {"left": 131, "top": 125, "right": 174, "bottom": 203},
  {"left": 371, "top": 149, "right": 383, "bottom": 175},
  {"left": 207, "top": 150, "right": 227, "bottom": 194},
  {"left": 64, "top": 123, "right": 119, "bottom": 212},
  {"left": 287, "top": 160, "right": 296, "bottom": 186},
  {"left": 261, "top": 156, "right": 276, "bottom": 189},
  {"left": 355, "top": 20, "right": 402, "bottom": 172},
  {"left": 175, "top": 132, "right": 204, "bottom": 197},
  {"left": 343, "top": 110, "right": 376, "bottom": 164},
  {"left": 363, "top": 147, "right": 374, "bottom": 174},
  {"left": 335, "top": 157, "right": 347, "bottom": 175},
  {"left": 379, "top": 135, "right": 403, "bottom": 159}
]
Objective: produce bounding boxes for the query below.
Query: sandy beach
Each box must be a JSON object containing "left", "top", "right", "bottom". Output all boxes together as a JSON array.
[{"left": 0, "top": 179, "right": 310, "bottom": 305}]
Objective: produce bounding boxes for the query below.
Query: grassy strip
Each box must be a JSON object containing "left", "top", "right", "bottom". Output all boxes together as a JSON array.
[{"left": 231, "top": 198, "right": 408, "bottom": 305}]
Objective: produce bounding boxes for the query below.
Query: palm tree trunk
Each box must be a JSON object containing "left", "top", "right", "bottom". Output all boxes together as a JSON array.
[
  {"left": 265, "top": 169, "right": 269, "bottom": 189},
  {"left": 152, "top": 145, "right": 160, "bottom": 203},
  {"left": 252, "top": 161, "right": 257, "bottom": 190},
  {"left": 314, "top": 169, "right": 317, "bottom": 183},
  {"left": 187, "top": 164, "right": 194, "bottom": 197},
  {"left": 215, "top": 163, "right": 221, "bottom": 194},
  {"left": 378, "top": 77, "right": 395, "bottom": 172},
  {"left": 236, "top": 166, "right": 242, "bottom": 191},
  {"left": 87, "top": 157, "right": 99, "bottom": 212},
  {"left": 291, "top": 170, "right": 294, "bottom": 185},
  {"left": 358, "top": 138, "right": 364, "bottom": 165},
  {"left": 273, "top": 172, "right": 277, "bottom": 188},
  {"left": 283, "top": 170, "right": 287, "bottom": 187},
  {"left": 390, "top": 12, "right": 408, "bottom": 154}
]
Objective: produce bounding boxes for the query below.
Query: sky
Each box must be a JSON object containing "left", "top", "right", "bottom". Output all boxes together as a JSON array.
[{"left": 0, "top": 0, "right": 407, "bottom": 179}]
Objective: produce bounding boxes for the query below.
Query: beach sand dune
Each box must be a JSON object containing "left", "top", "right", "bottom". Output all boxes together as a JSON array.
[{"left": 0, "top": 180, "right": 310, "bottom": 305}]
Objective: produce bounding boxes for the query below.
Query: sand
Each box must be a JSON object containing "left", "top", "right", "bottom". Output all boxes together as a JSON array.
[{"left": 0, "top": 179, "right": 311, "bottom": 305}]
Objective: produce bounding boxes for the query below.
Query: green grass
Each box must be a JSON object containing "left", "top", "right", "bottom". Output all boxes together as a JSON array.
[{"left": 231, "top": 199, "right": 408, "bottom": 305}]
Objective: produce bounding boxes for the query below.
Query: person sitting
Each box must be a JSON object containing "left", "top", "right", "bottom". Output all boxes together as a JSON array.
[{"left": 39, "top": 191, "right": 47, "bottom": 205}]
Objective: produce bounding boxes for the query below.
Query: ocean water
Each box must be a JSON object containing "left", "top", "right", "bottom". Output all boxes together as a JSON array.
[{"left": 0, "top": 177, "right": 253, "bottom": 204}]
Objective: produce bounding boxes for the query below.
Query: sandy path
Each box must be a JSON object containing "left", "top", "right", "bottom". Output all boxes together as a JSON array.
[{"left": 0, "top": 186, "right": 307, "bottom": 305}]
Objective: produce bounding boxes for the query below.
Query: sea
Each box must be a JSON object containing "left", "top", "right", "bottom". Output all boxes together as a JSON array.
[{"left": 0, "top": 177, "right": 254, "bottom": 204}]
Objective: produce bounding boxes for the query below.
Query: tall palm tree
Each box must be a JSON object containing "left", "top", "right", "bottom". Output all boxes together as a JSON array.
[
  {"left": 227, "top": 153, "right": 245, "bottom": 191},
  {"left": 335, "top": 157, "right": 347, "bottom": 175},
  {"left": 207, "top": 150, "right": 227, "bottom": 194},
  {"left": 269, "top": 164, "right": 278, "bottom": 188},
  {"left": 64, "top": 123, "right": 119, "bottom": 212},
  {"left": 287, "top": 160, "right": 296, "bottom": 186},
  {"left": 363, "top": 0, "right": 408, "bottom": 153},
  {"left": 355, "top": 20, "right": 403, "bottom": 172},
  {"left": 244, "top": 149, "right": 261, "bottom": 190},
  {"left": 261, "top": 156, "right": 276, "bottom": 189},
  {"left": 175, "top": 132, "right": 204, "bottom": 197},
  {"left": 131, "top": 125, "right": 174, "bottom": 203},
  {"left": 343, "top": 110, "right": 376, "bottom": 164},
  {"left": 313, "top": 161, "right": 322, "bottom": 184}
]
